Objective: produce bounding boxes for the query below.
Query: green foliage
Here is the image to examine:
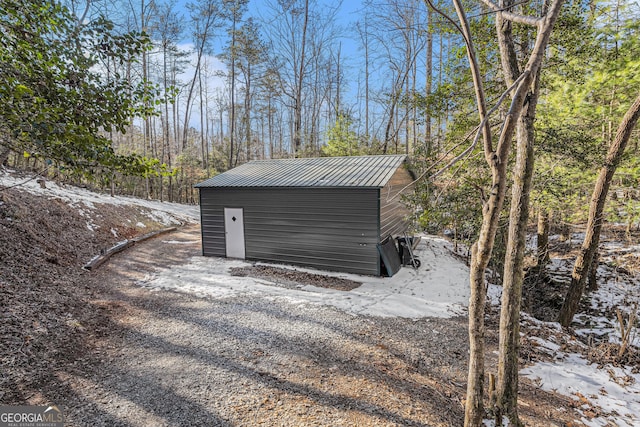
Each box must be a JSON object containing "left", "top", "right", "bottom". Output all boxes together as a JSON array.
[
  {"left": 0, "top": 0, "right": 163, "bottom": 175},
  {"left": 409, "top": 0, "right": 640, "bottom": 272},
  {"left": 416, "top": 178, "right": 484, "bottom": 242},
  {"left": 541, "top": 1, "right": 640, "bottom": 124},
  {"left": 532, "top": 0, "right": 640, "bottom": 224},
  {"left": 410, "top": 143, "right": 487, "bottom": 244},
  {"left": 321, "top": 113, "right": 363, "bottom": 157}
]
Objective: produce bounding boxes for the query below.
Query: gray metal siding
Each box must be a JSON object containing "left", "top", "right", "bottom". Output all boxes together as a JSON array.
[
  {"left": 380, "top": 167, "right": 414, "bottom": 238},
  {"left": 199, "top": 187, "right": 380, "bottom": 275},
  {"left": 200, "top": 192, "right": 226, "bottom": 257}
]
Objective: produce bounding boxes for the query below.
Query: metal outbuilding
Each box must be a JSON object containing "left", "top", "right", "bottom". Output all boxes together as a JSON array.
[{"left": 194, "top": 155, "right": 415, "bottom": 276}]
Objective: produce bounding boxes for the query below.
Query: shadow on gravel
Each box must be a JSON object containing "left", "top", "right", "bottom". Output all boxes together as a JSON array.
[
  {"left": 44, "top": 378, "right": 132, "bottom": 427},
  {"left": 105, "top": 324, "right": 444, "bottom": 427},
  {"left": 86, "top": 270, "right": 465, "bottom": 426},
  {"left": 87, "top": 367, "right": 234, "bottom": 427}
]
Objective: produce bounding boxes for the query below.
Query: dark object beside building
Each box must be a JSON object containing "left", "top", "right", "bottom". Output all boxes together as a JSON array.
[
  {"left": 194, "top": 155, "right": 415, "bottom": 276},
  {"left": 377, "top": 235, "right": 403, "bottom": 276},
  {"left": 397, "top": 235, "right": 422, "bottom": 268}
]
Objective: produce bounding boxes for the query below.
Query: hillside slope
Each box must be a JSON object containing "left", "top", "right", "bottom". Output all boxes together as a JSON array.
[{"left": 0, "top": 170, "right": 197, "bottom": 404}]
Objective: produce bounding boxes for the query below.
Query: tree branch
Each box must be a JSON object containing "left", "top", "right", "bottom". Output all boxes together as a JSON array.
[
  {"left": 424, "top": 0, "right": 465, "bottom": 39},
  {"left": 478, "top": 0, "right": 544, "bottom": 27},
  {"left": 430, "top": 72, "right": 527, "bottom": 180},
  {"left": 494, "top": 0, "right": 565, "bottom": 161},
  {"left": 451, "top": 0, "right": 494, "bottom": 160},
  {"left": 0, "top": 164, "right": 53, "bottom": 192}
]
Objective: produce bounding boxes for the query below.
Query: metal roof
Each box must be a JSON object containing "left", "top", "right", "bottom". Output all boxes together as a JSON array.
[{"left": 194, "top": 155, "right": 408, "bottom": 188}]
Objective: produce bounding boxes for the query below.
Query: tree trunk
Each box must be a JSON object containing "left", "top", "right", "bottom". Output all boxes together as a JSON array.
[
  {"left": 445, "top": 0, "right": 497, "bottom": 423},
  {"left": 496, "top": 85, "right": 538, "bottom": 427},
  {"left": 245, "top": 62, "right": 252, "bottom": 161},
  {"left": 199, "top": 58, "right": 207, "bottom": 170},
  {"left": 0, "top": 147, "right": 10, "bottom": 166},
  {"left": 494, "top": 2, "right": 539, "bottom": 422},
  {"left": 587, "top": 249, "right": 599, "bottom": 292},
  {"left": 184, "top": 1, "right": 217, "bottom": 153},
  {"left": 363, "top": 19, "right": 370, "bottom": 140},
  {"left": 268, "top": 95, "right": 273, "bottom": 158},
  {"left": 558, "top": 92, "right": 640, "bottom": 327},
  {"left": 458, "top": 0, "right": 563, "bottom": 424},
  {"left": 425, "top": 7, "right": 433, "bottom": 156},
  {"left": 141, "top": 0, "right": 151, "bottom": 200},
  {"left": 229, "top": 13, "right": 237, "bottom": 168},
  {"left": 383, "top": 69, "right": 410, "bottom": 155},
  {"left": 536, "top": 208, "right": 551, "bottom": 267},
  {"left": 293, "top": 0, "right": 309, "bottom": 156},
  {"left": 162, "top": 45, "right": 171, "bottom": 201}
]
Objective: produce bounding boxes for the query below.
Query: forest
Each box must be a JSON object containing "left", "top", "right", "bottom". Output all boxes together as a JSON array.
[
  {"left": 1, "top": 0, "right": 640, "bottom": 425},
  {"left": 1, "top": 0, "right": 638, "bottom": 217},
  {"left": 2, "top": 0, "right": 639, "bottom": 206}
]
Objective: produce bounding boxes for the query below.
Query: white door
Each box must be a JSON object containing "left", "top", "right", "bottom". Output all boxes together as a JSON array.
[{"left": 224, "top": 208, "right": 245, "bottom": 259}]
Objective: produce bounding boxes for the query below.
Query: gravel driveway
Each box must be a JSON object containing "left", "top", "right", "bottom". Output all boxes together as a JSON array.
[{"left": 61, "top": 226, "right": 469, "bottom": 426}]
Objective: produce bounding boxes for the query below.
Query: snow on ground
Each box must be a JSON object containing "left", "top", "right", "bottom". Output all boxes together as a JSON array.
[
  {"left": 482, "top": 416, "right": 510, "bottom": 427},
  {"left": 573, "top": 272, "right": 640, "bottom": 349},
  {"left": 0, "top": 169, "right": 199, "bottom": 223},
  {"left": 141, "top": 235, "right": 471, "bottom": 319},
  {"left": 517, "top": 237, "right": 640, "bottom": 427},
  {"left": 521, "top": 332, "right": 640, "bottom": 427}
]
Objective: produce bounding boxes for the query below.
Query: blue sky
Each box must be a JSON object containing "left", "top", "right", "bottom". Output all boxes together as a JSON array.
[{"left": 169, "top": 0, "right": 367, "bottom": 128}]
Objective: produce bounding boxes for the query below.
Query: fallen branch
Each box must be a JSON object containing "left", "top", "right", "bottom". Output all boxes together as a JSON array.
[
  {"left": 83, "top": 227, "right": 177, "bottom": 270},
  {"left": 616, "top": 303, "right": 638, "bottom": 359},
  {"left": 0, "top": 164, "right": 53, "bottom": 192}
]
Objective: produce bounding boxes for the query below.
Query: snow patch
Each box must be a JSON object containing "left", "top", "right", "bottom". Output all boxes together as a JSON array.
[
  {"left": 482, "top": 416, "right": 510, "bottom": 427},
  {"left": 146, "top": 209, "right": 182, "bottom": 226},
  {"left": 487, "top": 283, "right": 502, "bottom": 306},
  {"left": 522, "top": 353, "right": 640, "bottom": 426},
  {"left": 161, "top": 240, "right": 194, "bottom": 245},
  {"left": 573, "top": 272, "right": 640, "bottom": 349},
  {"left": 0, "top": 170, "right": 199, "bottom": 224},
  {"left": 141, "top": 235, "right": 470, "bottom": 319},
  {"left": 521, "top": 244, "right": 640, "bottom": 426}
]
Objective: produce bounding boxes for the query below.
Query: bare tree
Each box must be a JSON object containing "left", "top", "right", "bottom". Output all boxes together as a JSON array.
[
  {"left": 366, "top": 0, "right": 426, "bottom": 154},
  {"left": 256, "top": 67, "right": 281, "bottom": 159},
  {"left": 232, "top": 17, "right": 267, "bottom": 162},
  {"left": 151, "top": 0, "right": 184, "bottom": 200},
  {"left": 260, "top": 0, "right": 340, "bottom": 157},
  {"left": 183, "top": 0, "right": 223, "bottom": 152},
  {"left": 293, "top": 0, "right": 309, "bottom": 156},
  {"left": 356, "top": 19, "right": 371, "bottom": 141},
  {"left": 425, "top": 0, "right": 565, "bottom": 424},
  {"left": 424, "top": 6, "right": 434, "bottom": 155},
  {"left": 117, "top": 0, "right": 156, "bottom": 197},
  {"left": 558, "top": 92, "right": 640, "bottom": 327},
  {"left": 222, "top": 0, "right": 249, "bottom": 167}
]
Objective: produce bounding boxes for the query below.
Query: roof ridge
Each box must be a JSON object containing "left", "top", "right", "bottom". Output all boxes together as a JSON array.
[
  {"left": 194, "top": 155, "right": 408, "bottom": 188},
  {"left": 246, "top": 154, "right": 405, "bottom": 162}
]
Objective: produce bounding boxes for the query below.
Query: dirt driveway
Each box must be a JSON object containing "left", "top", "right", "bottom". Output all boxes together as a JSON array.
[{"left": 53, "top": 226, "right": 568, "bottom": 426}]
